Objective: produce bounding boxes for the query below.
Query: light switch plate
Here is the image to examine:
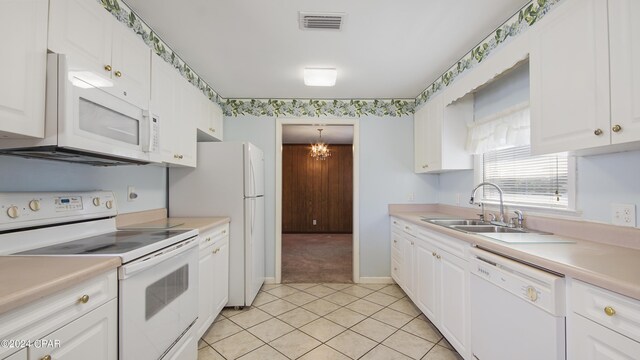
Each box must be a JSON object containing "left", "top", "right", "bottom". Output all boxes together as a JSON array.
[{"left": 611, "top": 203, "right": 636, "bottom": 227}]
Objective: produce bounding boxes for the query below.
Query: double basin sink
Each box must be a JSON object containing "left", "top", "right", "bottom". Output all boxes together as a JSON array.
[{"left": 423, "top": 218, "right": 551, "bottom": 235}]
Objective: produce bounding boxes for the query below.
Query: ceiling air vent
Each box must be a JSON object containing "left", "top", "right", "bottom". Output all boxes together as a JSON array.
[{"left": 299, "top": 12, "right": 345, "bottom": 31}]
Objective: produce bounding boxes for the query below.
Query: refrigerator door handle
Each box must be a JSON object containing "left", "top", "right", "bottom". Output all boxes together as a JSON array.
[
  {"left": 251, "top": 198, "right": 255, "bottom": 235},
  {"left": 250, "top": 158, "right": 256, "bottom": 197}
]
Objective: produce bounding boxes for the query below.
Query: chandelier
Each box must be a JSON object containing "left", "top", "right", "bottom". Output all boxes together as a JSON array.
[{"left": 310, "top": 129, "right": 331, "bottom": 160}]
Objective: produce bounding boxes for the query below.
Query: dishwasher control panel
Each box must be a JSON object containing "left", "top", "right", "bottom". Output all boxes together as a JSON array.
[{"left": 470, "top": 247, "right": 566, "bottom": 316}]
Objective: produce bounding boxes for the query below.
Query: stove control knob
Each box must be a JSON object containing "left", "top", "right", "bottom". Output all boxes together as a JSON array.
[
  {"left": 93, "top": 197, "right": 101, "bottom": 207},
  {"left": 7, "top": 206, "right": 20, "bottom": 219},
  {"left": 526, "top": 286, "right": 538, "bottom": 302},
  {"left": 29, "top": 199, "right": 41, "bottom": 212},
  {"left": 105, "top": 200, "right": 113, "bottom": 209}
]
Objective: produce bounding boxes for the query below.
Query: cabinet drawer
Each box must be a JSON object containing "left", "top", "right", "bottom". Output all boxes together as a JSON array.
[
  {"left": 391, "top": 232, "right": 402, "bottom": 253},
  {"left": 199, "top": 223, "right": 229, "bottom": 249},
  {"left": 0, "top": 270, "right": 117, "bottom": 359},
  {"left": 417, "top": 227, "right": 469, "bottom": 260},
  {"left": 401, "top": 222, "right": 418, "bottom": 238},
  {"left": 391, "top": 217, "right": 403, "bottom": 233},
  {"left": 571, "top": 279, "right": 640, "bottom": 342}
]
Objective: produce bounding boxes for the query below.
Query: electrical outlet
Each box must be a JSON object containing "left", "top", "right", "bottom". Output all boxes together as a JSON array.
[
  {"left": 127, "top": 186, "right": 138, "bottom": 202},
  {"left": 612, "top": 203, "right": 636, "bottom": 227},
  {"left": 408, "top": 192, "right": 415, "bottom": 202},
  {"left": 312, "top": 219, "right": 317, "bottom": 225}
]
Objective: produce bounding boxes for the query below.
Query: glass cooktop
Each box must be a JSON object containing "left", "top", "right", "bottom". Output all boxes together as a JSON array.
[{"left": 18, "top": 229, "right": 192, "bottom": 256}]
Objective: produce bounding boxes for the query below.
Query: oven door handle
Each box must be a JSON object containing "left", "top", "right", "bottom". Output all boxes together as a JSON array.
[{"left": 119, "top": 237, "right": 198, "bottom": 279}]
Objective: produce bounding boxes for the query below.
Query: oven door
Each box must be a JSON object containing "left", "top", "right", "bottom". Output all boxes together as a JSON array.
[
  {"left": 54, "top": 54, "right": 157, "bottom": 162},
  {"left": 118, "top": 237, "right": 199, "bottom": 360}
]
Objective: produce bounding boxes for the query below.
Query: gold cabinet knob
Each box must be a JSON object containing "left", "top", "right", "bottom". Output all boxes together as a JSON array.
[
  {"left": 432, "top": 252, "right": 437, "bottom": 257},
  {"left": 436, "top": 254, "right": 441, "bottom": 259},
  {"left": 174, "top": 154, "right": 179, "bottom": 159},
  {"left": 393, "top": 239, "right": 397, "bottom": 243},
  {"left": 222, "top": 230, "right": 227, "bottom": 234},
  {"left": 79, "top": 294, "right": 90, "bottom": 304},
  {"left": 394, "top": 267, "right": 397, "bottom": 271},
  {"left": 594, "top": 128, "right": 603, "bottom": 136},
  {"left": 604, "top": 306, "right": 616, "bottom": 316},
  {"left": 179, "top": 155, "right": 184, "bottom": 159},
  {"left": 410, "top": 241, "right": 414, "bottom": 245},
  {"left": 209, "top": 127, "right": 216, "bottom": 132},
  {"left": 612, "top": 124, "right": 622, "bottom": 133},
  {"left": 104, "top": 65, "right": 112, "bottom": 72},
  {"left": 422, "top": 164, "right": 428, "bottom": 169},
  {"left": 213, "top": 248, "right": 220, "bottom": 254},
  {"left": 114, "top": 70, "right": 122, "bottom": 77},
  {"left": 41, "top": 355, "right": 52, "bottom": 360}
]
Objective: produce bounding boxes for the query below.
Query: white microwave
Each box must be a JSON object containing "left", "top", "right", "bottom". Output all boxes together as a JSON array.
[{"left": 0, "top": 54, "right": 159, "bottom": 166}]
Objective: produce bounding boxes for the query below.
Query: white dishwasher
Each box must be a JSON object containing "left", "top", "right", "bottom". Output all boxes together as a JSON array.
[{"left": 469, "top": 247, "right": 566, "bottom": 360}]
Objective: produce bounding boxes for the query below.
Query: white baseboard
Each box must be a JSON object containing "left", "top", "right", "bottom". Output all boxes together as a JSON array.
[
  {"left": 357, "top": 276, "right": 394, "bottom": 284},
  {"left": 264, "top": 277, "right": 277, "bottom": 284}
]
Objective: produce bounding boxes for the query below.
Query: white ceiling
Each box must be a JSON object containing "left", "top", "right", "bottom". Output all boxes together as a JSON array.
[
  {"left": 283, "top": 125, "right": 353, "bottom": 144},
  {"left": 124, "top": 0, "right": 529, "bottom": 99}
]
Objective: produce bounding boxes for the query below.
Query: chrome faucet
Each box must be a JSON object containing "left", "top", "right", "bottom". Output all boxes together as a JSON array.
[
  {"left": 513, "top": 209, "right": 524, "bottom": 228},
  {"left": 470, "top": 182, "right": 506, "bottom": 226}
]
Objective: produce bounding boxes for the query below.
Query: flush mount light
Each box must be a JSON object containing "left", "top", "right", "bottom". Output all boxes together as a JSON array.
[{"left": 304, "top": 68, "right": 337, "bottom": 87}]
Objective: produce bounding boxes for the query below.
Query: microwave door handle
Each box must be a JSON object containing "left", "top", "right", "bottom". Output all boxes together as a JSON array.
[
  {"left": 119, "top": 238, "right": 197, "bottom": 279},
  {"left": 142, "top": 110, "right": 152, "bottom": 152}
]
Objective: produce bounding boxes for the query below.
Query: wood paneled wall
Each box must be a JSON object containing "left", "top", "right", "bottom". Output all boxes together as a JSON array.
[{"left": 282, "top": 144, "right": 353, "bottom": 233}]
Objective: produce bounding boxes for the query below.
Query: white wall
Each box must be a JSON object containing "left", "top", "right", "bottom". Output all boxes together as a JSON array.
[
  {"left": 0, "top": 156, "right": 166, "bottom": 213},
  {"left": 224, "top": 114, "right": 439, "bottom": 279}
]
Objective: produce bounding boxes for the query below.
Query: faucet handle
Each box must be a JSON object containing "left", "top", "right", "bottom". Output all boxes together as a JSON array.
[{"left": 488, "top": 213, "right": 496, "bottom": 222}]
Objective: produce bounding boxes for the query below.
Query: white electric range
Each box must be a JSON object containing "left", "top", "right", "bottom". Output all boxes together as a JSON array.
[{"left": 0, "top": 191, "right": 199, "bottom": 360}]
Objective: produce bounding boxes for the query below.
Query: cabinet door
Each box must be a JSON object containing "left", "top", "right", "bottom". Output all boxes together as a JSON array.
[
  {"left": 608, "top": 0, "right": 640, "bottom": 145},
  {"left": 570, "top": 314, "right": 640, "bottom": 360},
  {"left": 175, "top": 77, "right": 197, "bottom": 167},
  {"left": 415, "top": 240, "right": 438, "bottom": 321},
  {"left": 438, "top": 252, "right": 469, "bottom": 357},
  {"left": 151, "top": 54, "right": 178, "bottom": 163},
  {"left": 414, "top": 95, "right": 443, "bottom": 172},
  {"left": 401, "top": 237, "right": 416, "bottom": 299},
  {"left": 3, "top": 348, "right": 26, "bottom": 360},
  {"left": 0, "top": 0, "right": 47, "bottom": 139},
  {"left": 209, "top": 101, "right": 224, "bottom": 141},
  {"left": 196, "top": 245, "right": 215, "bottom": 338},
  {"left": 530, "top": 0, "right": 610, "bottom": 154},
  {"left": 48, "top": 0, "right": 113, "bottom": 79},
  {"left": 212, "top": 238, "right": 229, "bottom": 316},
  {"left": 111, "top": 22, "right": 151, "bottom": 109},
  {"left": 29, "top": 299, "right": 117, "bottom": 360}
]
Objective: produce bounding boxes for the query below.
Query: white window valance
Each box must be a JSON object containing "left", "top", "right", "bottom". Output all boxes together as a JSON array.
[{"left": 466, "top": 102, "right": 530, "bottom": 154}]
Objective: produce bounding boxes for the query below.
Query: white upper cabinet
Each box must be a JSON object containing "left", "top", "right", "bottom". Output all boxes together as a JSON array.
[
  {"left": 196, "top": 94, "right": 224, "bottom": 142},
  {"left": 0, "top": 0, "right": 48, "bottom": 139},
  {"left": 48, "top": 0, "right": 150, "bottom": 109},
  {"left": 151, "top": 54, "right": 196, "bottom": 167},
  {"left": 530, "top": 0, "right": 610, "bottom": 154},
  {"left": 531, "top": 0, "right": 640, "bottom": 155},
  {"left": 414, "top": 93, "right": 473, "bottom": 173},
  {"left": 608, "top": 0, "right": 640, "bottom": 145},
  {"left": 111, "top": 23, "right": 151, "bottom": 109}
]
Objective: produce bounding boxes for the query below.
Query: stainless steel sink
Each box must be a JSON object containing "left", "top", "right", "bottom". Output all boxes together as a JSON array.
[
  {"left": 424, "top": 219, "right": 490, "bottom": 226},
  {"left": 450, "top": 225, "right": 527, "bottom": 233}
]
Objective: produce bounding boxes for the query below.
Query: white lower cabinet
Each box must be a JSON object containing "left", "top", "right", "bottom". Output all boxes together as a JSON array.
[
  {"left": 28, "top": 300, "right": 117, "bottom": 360},
  {"left": 568, "top": 278, "right": 640, "bottom": 359},
  {"left": 0, "top": 271, "right": 117, "bottom": 360},
  {"left": 195, "top": 224, "right": 230, "bottom": 338},
  {"left": 390, "top": 218, "right": 470, "bottom": 359}
]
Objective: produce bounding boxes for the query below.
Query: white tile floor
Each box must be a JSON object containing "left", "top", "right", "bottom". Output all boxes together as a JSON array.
[{"left": 198, "top": 283, "right": 463, "bottom": 360}]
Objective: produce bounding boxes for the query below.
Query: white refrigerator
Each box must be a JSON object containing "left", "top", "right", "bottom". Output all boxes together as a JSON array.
[{"left": 169, "top": 142, "right": 265, "bottom": 307}]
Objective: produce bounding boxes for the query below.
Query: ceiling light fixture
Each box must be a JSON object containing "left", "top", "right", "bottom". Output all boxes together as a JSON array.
[
  {"left": 304, "top": 68, "right": 337, "bottom": 87},
  {"left": 310, "top": 129, "right": 331, "bottom": 160}
]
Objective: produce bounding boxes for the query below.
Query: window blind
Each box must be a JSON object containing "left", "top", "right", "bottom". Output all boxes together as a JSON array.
[{"left": 482, "top": 145, "right": 569, "bottom": 208}]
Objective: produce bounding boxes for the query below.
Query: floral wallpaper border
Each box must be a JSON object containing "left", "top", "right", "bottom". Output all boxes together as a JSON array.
[
  {"left": 221, "top": 99, "right": 415, "bottom": 118},
  {"left": 98, "top": 0, "right": 220, "bottom": 103},
  {"left": 415, "top": 0, "right": 561, "bottom": 108},
  {"left": 102, "top": 0, "right": 561, "bottom": 117}
]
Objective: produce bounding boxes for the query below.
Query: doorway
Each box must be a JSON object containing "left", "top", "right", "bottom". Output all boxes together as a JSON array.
[{"left": 275, "top": 119, "right": 359, "bottom": 284}]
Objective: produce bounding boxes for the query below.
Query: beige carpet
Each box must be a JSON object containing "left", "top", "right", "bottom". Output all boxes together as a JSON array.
[{"left": 282, "top": 233, "right": 353, "bottom": 283}]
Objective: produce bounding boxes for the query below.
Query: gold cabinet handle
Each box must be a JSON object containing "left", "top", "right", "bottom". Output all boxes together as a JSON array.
[
  {"left": 104, "top": 64, "right": 112, "bottom": 72},
  {"left": 604, "top": 306, "right": 616, "bottom": 316},
  {"left": 41, "top": 355, "right": 52, "bottom": 360},
  {"left": 612, "top": 124, "right": 622, "bottom": 133},
  {"left": 594, "top": 128, "right": 603, "bottom": 136},
  {"left": 213, "top": 248, "right": 220, "bottom": 254},
  {"left": 79, "top": 294, "right": 90, "bottom": 304},
  {"left": 422, "top": 164, "right": 428, "bottom": 169},
  {"left": 114, "top": 70, "right": 122, "bottom": 77}
]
